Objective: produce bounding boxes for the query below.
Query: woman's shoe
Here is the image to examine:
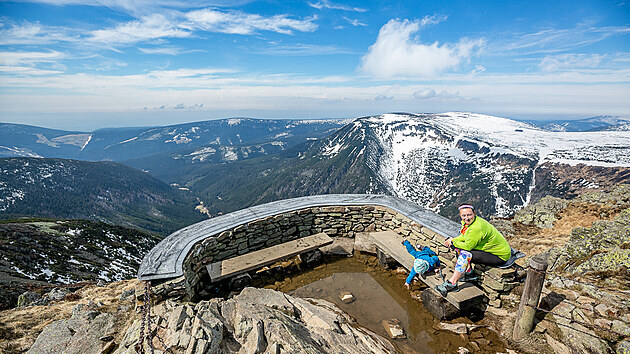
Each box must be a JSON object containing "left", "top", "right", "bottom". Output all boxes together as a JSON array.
[{"left": 435, "top": 281, "right": 457, "bottom": 295}]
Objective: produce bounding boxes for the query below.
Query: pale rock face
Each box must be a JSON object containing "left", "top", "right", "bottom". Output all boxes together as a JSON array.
[
  {"left": 113, "top": 287, "right": 396, "bottom": 354},
  {"left": 28, "top": 308, "right": 116, "bottom": 354}
]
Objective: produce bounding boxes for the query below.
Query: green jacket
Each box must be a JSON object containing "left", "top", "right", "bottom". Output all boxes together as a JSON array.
[{"left": 452, "top": 216, "right": 511, "bottom": 261}]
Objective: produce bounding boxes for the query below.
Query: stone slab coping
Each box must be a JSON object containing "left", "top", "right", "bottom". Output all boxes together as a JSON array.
[
  {"left": 206, "top": 232, "right": 333, "bottom": 283},
  {"left": 370, "top": 230, "right": 484, "bottom": 310},
  {"left": 138, "top": 194, "right": 459, "bottom": 281}
]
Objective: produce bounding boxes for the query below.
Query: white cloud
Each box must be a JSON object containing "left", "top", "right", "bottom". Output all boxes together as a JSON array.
[
  {"left": 89, "top": 14, "right": 190, "bottom": 44},
  {"left": 413, "top": 89, "right": 436, "bottom": 99},
  {"left": 308, "top": 0, "right": 366, "bottom": 12},
  {"left": 360, "top": 18, "right": 485, "bottom": 78},
  {"left": 539, "top": 54, "right": 604, "bottom": 72},
  {"left": 16, "top": 0, "right": 255, "bottom": 16},
  {"left": 419, "top": 14, "right": 448, "bottom": 27},
  {"left": 147, "top": 67, "right": 236, "bottom": 79},
  {"left": 0, "top": 51, "right": 64, "bottom": 66},
  {"left": 343, "top": 17, "right": 367, "bottom": 27},
  {"left": 471, "top": 65, "right": 486, "bottom": 75},
  {"left": 505, "top": 25, "right": 630, "bottom": 55},
  {"left": 138, "top": 46, "right": 196, "bottom": 55},
  {"left": 0, "top": 66, "right": 63, "bottom": 75},
  {"left": 256, "top": 43, "right": 356, "bottom": 56},
  {"left": 374, "top": 94, "right": 393, "bottom": 101},
  {"left": 184, "top": 9, "right": 317, "bottom": 35},
  {"left": 0, "top": 23, "right": 76, "bottom": 45}
]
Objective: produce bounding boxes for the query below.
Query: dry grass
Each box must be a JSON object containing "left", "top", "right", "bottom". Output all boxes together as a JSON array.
[
  {"left": 0, "top": 279, "right": 139, "bottom": 353},
  {"left": 506, "top": 202, "right": 619, "bottom": 256}
]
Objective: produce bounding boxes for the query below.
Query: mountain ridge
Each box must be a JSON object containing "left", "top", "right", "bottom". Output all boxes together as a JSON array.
[{"left": 0, "top": 157, "right": 205, "bottom": 235}]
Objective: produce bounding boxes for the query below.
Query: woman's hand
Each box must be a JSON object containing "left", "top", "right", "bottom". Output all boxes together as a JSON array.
[
  {"left": 443, "top": 237, "right": 453, "bottom": 248},
  {"left": 404, "top": 283, "right": 410, "bottom": 290}
]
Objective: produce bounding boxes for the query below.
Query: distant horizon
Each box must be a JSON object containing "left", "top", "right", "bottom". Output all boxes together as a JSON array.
[
  {"left": 1, "top": 110, "right": 627, "bottom": 132},
  {"left": 1, "top": 0, "right": 628, "bottom": 130}
]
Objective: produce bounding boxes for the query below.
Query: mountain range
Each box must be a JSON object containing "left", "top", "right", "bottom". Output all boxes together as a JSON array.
[
  {"left": 1, "top": 113, "right": 629, "bottom": 223},
  {"left": 528, "top": 115, "right": 630, "bottom": 132},
  {"left": 0, "top": 157, "right": 205, "bottom": 235},
  {"left": 0, "top": 118, "right": 349, "bottom": 162}
]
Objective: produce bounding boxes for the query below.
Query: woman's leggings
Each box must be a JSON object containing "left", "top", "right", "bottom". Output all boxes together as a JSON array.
[{"left": 454, "top": 249, "right": 505, "bottom": 273}]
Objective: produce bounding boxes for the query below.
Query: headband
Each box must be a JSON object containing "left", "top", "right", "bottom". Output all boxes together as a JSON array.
[{"left": 458, "top": 205, "right": 475, "bottom": 210}]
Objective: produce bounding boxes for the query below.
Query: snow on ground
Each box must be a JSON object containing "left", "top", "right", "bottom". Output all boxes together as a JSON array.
[{"left": 370, "top": 112, "right": 630, "bottom": 168}]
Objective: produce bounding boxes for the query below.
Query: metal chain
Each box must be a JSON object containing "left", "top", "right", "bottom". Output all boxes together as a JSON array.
[
  {"left": 529, "top": 267, "right": 630, "bottom": 296},
  {"left": 138, "top": 284, "right": 146, "bottom": 354},
  {"left": 525, "top": 303, "right": 627, "bottom": 337},
  {"left": 138, "top": 280, "right": 174, "bottom": 354},
  {"left": 144, "top": 281, "right": 155, "bottom": 354}
]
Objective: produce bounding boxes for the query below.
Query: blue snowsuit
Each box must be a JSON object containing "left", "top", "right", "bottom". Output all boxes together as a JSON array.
[{"left": 403, "top": 240, "right": 440, "bottom": 284}]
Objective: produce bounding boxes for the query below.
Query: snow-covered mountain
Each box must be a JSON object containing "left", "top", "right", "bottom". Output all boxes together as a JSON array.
[
  {"left": 307, "top": 112, "right": 630, "bottom": 218},
  {"left": 0, "top": 118, "right": 349, "bottom": 162},
  {"left": 531, "top": 115, "right": 630, "bottom": 132}
]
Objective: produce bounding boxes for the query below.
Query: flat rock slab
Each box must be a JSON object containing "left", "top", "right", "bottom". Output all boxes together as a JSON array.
[
  {"left": 370, "top": 231, "right": 484, "bottom": 310},
  {"left": 207, "top": 233, "right": 333, "bottom": 282}
]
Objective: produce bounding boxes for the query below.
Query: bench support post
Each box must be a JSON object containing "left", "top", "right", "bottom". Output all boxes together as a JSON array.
[{"left": 512, "top": 255, "right": 548, "bottom": 341}]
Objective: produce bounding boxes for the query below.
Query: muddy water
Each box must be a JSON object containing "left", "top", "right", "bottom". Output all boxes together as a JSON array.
[{"left": 273, "top": 253, "right": 507, "bottom": 353}]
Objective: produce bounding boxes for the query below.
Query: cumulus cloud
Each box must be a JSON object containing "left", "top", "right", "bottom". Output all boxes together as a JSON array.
[
  {"left": 184, "top": 9, "right": 317, "bottom": 35},
  {"left": 412, "top": 89, "right": 436, "bottom": 99},
  {"left": 539, "top": 54, "right": 604, "bottom": 72},
  {"left": 360, "top": 18, "right": 485, "bottom": 78},
  {"left": 308, "top": 0, "right": 366, "bottom": 12},
  {"left": 412, "top": 89, "right": 465, "bottom": 101}
]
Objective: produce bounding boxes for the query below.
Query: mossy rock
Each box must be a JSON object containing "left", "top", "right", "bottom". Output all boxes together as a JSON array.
[
  {"left": 578, "top": 184, "right": 630, "bottom": 207},
  {"left": 571, "top": 249, "right": 630, "bottom": 273},
  {"left": 513, "top": 196, "right": 569, "bottom": 228},
  {"left": 549, "top": 208, "right": 630, "bottom": 274}
]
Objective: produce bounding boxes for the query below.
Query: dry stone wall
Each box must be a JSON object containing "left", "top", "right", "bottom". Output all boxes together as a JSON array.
[
  {"left": 182, "top": 204, "right": 521, "bottom": 306},
  {"left": 183, "top": 205, "right": 449, "bottom": 297}
]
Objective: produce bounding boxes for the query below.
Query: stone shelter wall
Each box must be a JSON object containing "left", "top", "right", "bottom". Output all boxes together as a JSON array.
[
  {"left": 183, "top": 205, "right": 447, "bottom": 296},
  {"left": 182, "top": 204, "right": 521, "bottom": 306}
]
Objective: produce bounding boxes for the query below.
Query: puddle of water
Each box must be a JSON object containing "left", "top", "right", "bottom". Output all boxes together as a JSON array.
[{"left": 273, "top": 253, "right": 507, "bottom": 353}]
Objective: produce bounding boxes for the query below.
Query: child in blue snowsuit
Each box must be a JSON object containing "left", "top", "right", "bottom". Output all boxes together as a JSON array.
[{"left": 402, "top": 240, "right": 440, "bottom": 289}]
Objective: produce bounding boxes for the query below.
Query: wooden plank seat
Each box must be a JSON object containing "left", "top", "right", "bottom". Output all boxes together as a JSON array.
[
  {"left": 369, "top": 231, "right": 485, "bottom": 310},
  {"left": 206, "top": 233, "right": 333, "bottom": 283}
]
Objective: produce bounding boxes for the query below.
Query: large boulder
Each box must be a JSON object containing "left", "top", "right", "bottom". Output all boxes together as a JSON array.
[
  {"left": 28, "top": 305, "right": 115, "bottom": 353},
  {"left": 548, "top": 208, "right": 630, "bottom": 274},
  {"left": 114, "top": 287, "right": 396, "bottom": 353},
  {"left": 513, "top": 196, "right": 569, "bottom": 228},
  {"left": 579, "top": 184, "right": 630, "bottom": 207}
]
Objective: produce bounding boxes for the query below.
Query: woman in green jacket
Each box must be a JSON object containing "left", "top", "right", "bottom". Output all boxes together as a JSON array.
[{"left": 435, "top": 203, "right": 511, "bottom": 295}]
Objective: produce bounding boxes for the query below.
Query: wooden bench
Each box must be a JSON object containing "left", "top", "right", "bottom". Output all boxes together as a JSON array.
[
  {"left": 206, "top": 233, "right": 333, "bottom": 283},
  {"left": 369, "top": 231, "right": 485, "bottom": 311}
]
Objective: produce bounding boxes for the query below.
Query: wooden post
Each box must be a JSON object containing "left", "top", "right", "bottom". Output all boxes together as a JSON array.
[{"left": 513, "top": 255, "right": 548, "bottom": 341}]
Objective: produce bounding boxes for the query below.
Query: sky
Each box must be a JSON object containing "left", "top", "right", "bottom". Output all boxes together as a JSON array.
[{"left": 0, "top": 0, "right": 629, "bottom": 130}]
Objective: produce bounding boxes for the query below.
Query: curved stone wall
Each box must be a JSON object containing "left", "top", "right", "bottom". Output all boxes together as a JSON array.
[
  {"left": 138, "top": 194, "right": 464, "bottom": 298},
  {"left": 184, "top": 204, "right": 450, "bottom": 296},
  {"left": 139, "top": 195, "right": 459, "bottom": 282}
]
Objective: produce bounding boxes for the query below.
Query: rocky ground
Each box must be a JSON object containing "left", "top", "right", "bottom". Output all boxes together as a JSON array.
[{"left": 1, "top": 185, "right": 629, "bottom": 353}]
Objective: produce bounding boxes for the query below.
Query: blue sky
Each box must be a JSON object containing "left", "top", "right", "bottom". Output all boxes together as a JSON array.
[{"left": 0, "top": 0, "right": 629, "bottom": 130}]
